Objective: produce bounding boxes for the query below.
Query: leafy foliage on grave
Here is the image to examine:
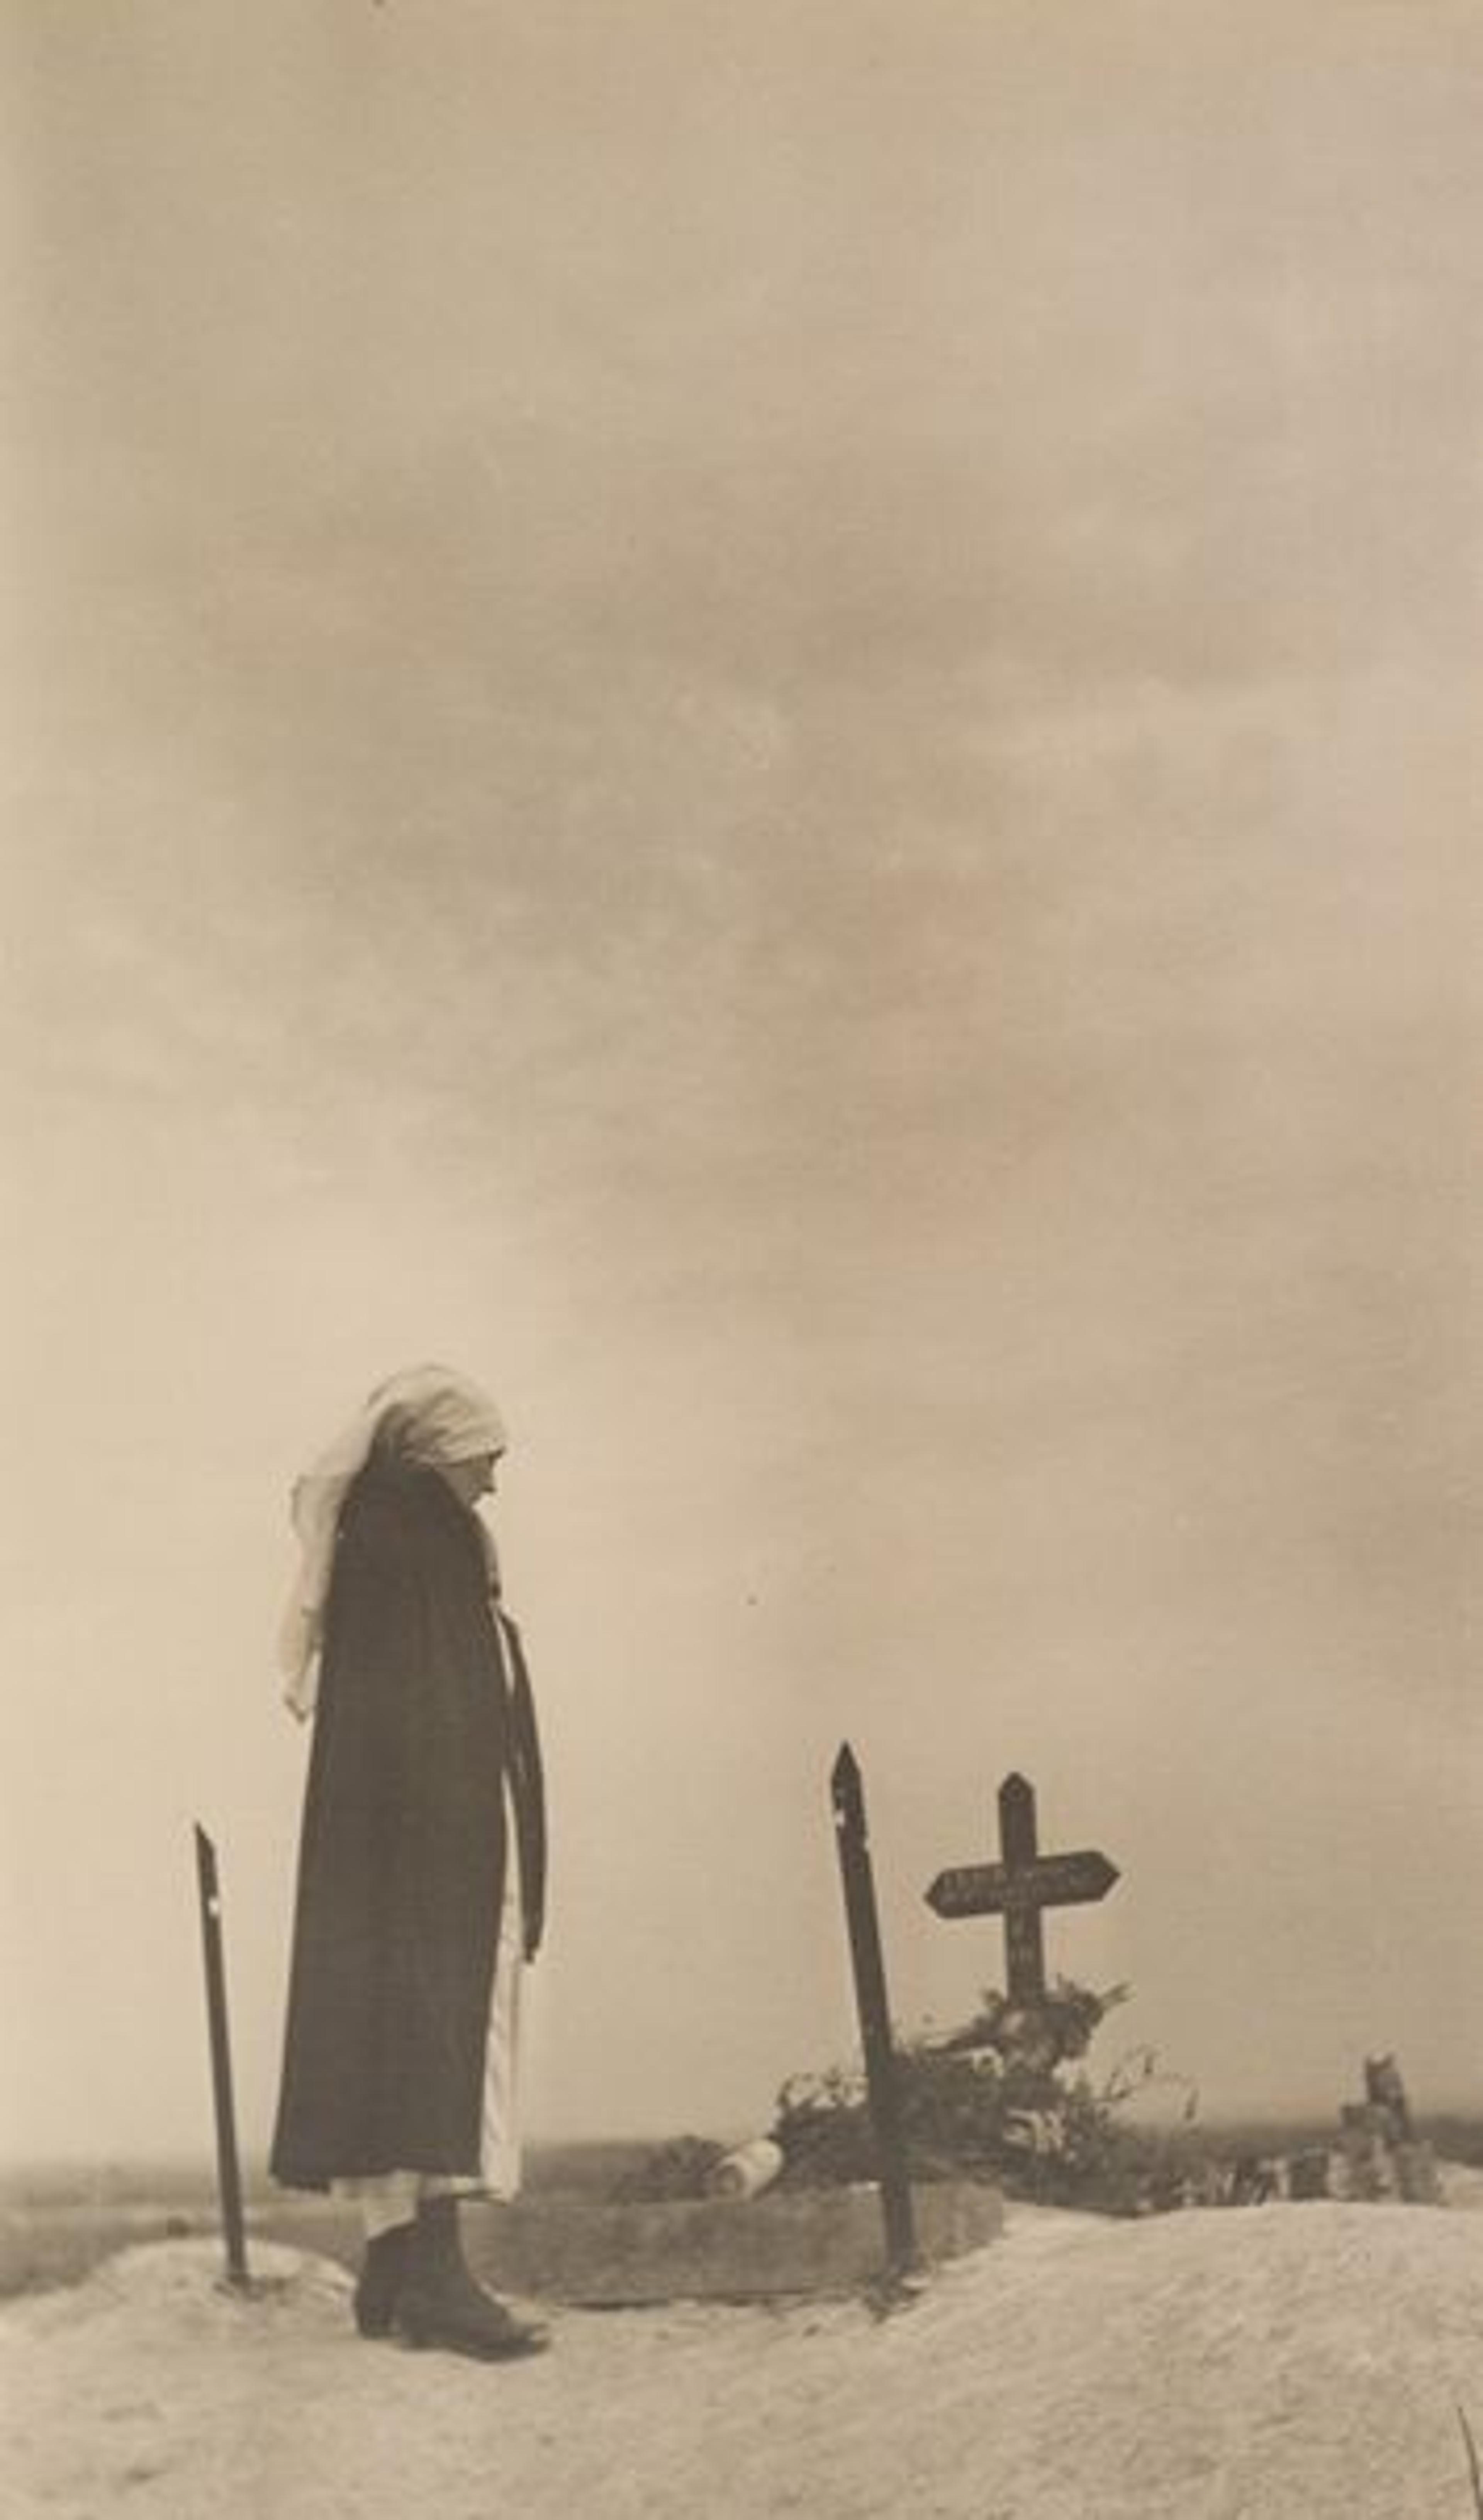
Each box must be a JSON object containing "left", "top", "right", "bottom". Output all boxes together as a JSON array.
[
  {"left": 609, "top": 2134, "right": 729, "bottom": 2203},
  {"left": 769, "top": 1977, "right": 1200, "bottom": 2213}
]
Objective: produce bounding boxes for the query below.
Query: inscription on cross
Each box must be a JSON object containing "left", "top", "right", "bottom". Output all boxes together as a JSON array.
[{"left": 925, "top": 1772, "right": 1119, "bottom": 2008}]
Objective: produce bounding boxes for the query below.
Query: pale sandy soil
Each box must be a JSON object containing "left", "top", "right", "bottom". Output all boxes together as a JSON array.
[{"left": 3, "top": 2189, "right": 1483, "bottom": 2519}]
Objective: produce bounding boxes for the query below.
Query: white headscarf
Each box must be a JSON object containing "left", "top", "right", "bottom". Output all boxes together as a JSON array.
[{"left": 278, "top": 1363, "right": 508, "bottom": 1721}]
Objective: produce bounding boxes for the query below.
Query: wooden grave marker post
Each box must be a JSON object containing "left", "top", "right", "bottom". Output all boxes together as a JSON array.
[
  {"left": 925, "top": 1772, "right": 1118, "bottom": 2007},
  {"left": 193, "top": 1823, "right": 251, "bottom": 2291},
  {"left": 830, "top": 1744, "right": 917, "bottom": 2276}
]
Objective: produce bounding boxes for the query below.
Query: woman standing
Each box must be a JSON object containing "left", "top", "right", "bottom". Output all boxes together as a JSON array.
[{"left": 270, "top": 1365, "right": 549, "bottom": 2359}]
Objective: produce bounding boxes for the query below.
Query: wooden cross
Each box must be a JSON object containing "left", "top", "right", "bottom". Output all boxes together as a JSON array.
[{"left": 925, "top": 1772, "right": 1118, "bottom": 2008}]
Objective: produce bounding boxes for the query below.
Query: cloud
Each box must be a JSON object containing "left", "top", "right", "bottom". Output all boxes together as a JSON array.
[{"left": 3, "top": 2, "right": 1482, "bottom": 2152}]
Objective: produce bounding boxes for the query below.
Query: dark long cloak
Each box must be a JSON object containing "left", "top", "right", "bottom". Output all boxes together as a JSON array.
[{"left": 270, "top": 1458, "right": 546, "bottom": 2189}]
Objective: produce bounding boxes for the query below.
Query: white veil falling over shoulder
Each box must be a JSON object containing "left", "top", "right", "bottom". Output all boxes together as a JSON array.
[{"left": 277, "top": 1363, "right": 508, "bottom": 1720}]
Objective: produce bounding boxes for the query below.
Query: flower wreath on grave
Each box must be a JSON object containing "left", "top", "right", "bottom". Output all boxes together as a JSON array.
[
  {"left": 613, "top": 1979, "right": 1203, "bottom": 2215},
  {"left": 766, "top": 1978, "right": 1200, "bottom": 2214}
]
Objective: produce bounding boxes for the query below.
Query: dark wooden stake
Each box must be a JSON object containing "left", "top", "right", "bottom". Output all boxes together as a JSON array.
[
  {"left": 193, "top": 1824, "right": 250, "bottom": 2291},
  {"left": 999, "top": 1773, "right": 1047, "bottom": 2007},
  {"left": 830, "top": 1744, "right": 916, "bottom": 2276}
]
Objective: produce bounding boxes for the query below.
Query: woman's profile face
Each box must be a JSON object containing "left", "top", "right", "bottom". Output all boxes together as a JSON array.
[{"left": 439, "top": 1451, "right": 500, "bottom": 1506}]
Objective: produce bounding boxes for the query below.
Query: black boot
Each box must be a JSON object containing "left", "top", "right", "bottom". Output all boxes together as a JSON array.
[
  {"left": 354, "top": 2221, "right": 413, "bottom": 2338},
  {"left": 395, "top": 2195, "right": 550, "bottom": 2360}
]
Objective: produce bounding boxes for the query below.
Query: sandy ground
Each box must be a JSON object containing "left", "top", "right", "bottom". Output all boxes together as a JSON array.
[{"left": 3, "top": 2188, "right": 1483, "bottom": 2519}]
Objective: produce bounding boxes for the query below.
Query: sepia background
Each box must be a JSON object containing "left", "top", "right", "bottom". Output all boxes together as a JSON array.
[{"left": 3, "top": 1, "right": 1480, "bottom": 2169}]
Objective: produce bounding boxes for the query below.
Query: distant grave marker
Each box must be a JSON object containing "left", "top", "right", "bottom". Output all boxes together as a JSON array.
[
  {"left": 1339, "top": 2053, "right": 1441, "bottom": 2204},
  {"left": 925, "top": 1771, "right": 1120, "bottom": 2007}
]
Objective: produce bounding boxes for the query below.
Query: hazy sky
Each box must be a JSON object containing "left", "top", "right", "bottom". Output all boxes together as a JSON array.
[{"left": 3, "top": 2, "right": 1481, "bottom": 2164}]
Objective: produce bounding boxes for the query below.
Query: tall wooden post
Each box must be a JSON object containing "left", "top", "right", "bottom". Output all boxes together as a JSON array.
[
  {"left": 193, "top": 1824, "right": 250, "bottom": 2292},
  {"left": 830, "top": 1745, "right": 916, "bottom": 2276}
]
